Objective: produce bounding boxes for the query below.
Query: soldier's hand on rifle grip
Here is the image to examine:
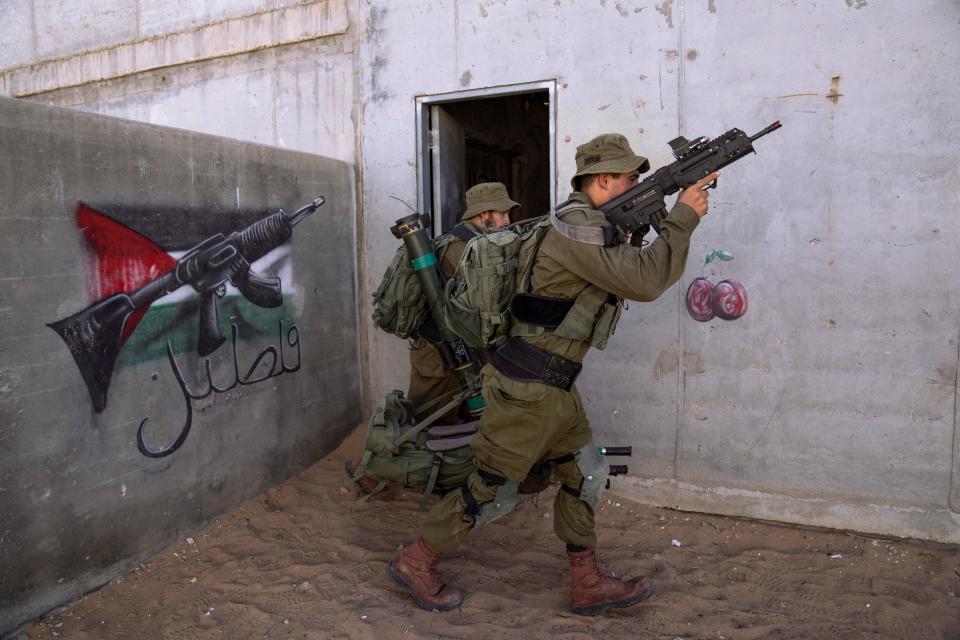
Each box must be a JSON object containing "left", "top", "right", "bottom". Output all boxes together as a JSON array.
[{"left": 677, "top": 171, "right": 720, "bottom": 218}]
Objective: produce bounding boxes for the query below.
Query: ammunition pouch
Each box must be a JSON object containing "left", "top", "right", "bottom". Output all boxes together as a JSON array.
[{"left": 487, "top": 337, "right": 582, "bottom": 391}]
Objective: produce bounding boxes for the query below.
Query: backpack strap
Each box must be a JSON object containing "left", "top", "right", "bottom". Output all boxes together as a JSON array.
[
  {"left": 549, "top": 201, "right": 621, "bottom": 247},
  {"left": 396, "top": 387, "right": 473, "bottom": 447},
  {"left": 516, "top": 218, "right": 554, "bottom": 295},
  {"left": 419, "top": 454, "right": 443, "bottom": 510},
  {"left": 446, "top": 223, "right": 478, "bottom": 242}
]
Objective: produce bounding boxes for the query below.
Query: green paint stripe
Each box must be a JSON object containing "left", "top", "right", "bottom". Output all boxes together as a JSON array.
[
  {"left": 466, "top": 395, "right": 486, "bottom": 410},
  {"left": 411, "top": 252, "right": 438, "bottom": 270},
  {"left": 117, "top": 294, "right": 298, "bottom": 368}
]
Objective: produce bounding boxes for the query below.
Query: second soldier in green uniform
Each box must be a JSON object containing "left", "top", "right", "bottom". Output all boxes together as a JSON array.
[{"left": 406, "top": 182, "right": 518, "bottom": 419}]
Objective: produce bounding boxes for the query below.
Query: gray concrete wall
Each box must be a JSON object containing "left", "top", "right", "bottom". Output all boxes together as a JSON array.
[{"left": 0, "top": 97, "right": 360, "bottom": 634}]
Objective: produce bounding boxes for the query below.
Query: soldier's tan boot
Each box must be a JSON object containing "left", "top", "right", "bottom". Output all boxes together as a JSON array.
[
  {"left": 388, "top": 538, "right": 464, "bottom": 611},
  {"left": 567, "top": 547, "right": 655, "bottom": 616}
]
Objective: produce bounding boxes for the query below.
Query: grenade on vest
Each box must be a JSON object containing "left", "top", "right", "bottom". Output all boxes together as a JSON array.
[{"left": 390, "top": 213, "right": 486, "bottom": 417}]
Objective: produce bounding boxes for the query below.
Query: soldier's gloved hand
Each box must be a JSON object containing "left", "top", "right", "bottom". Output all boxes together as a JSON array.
[{"left": 677, "top": 172, "right": 720, "bottom": 217}]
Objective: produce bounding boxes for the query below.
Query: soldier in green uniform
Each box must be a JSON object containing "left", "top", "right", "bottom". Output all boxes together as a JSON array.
[
  {"left": 388, "top": 133, "right": 720, "bottom": 615},
  {"left": 406, "top": 182, "right": 518, "bottom": 419},
  {"left": 348, "top": 182, "right": 518, "bottom": 494}
]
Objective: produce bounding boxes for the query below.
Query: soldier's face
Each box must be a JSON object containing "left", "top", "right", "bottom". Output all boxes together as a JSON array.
[
  {"left": 480, "top": 210, "right": 511, "bottom": 229},
  {"left": 609, "top": 170, "right": 641, "bottom": 198}
]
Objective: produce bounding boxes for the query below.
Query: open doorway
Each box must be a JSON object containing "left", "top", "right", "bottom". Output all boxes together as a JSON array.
[{"left": 415, "top": 82, "right": 556, "bottom": 235}]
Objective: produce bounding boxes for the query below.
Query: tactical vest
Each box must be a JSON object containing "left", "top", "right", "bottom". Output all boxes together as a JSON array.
[
  {"left": 442, "top": 223, "right": 534, "bottom": 349},
  {"left": 509, "top": 201, "right": 624, "bottom": 351}
]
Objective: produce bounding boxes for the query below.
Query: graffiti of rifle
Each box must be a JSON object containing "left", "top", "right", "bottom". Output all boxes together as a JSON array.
[
  {"left": 49, "top": 196, "right": 325, "bottom": 413},
  {"left": 580, "top": 122, "right": 782, "bottom": 246}
]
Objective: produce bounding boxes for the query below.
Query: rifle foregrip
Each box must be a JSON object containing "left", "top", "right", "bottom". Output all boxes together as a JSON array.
[
  {"left": 198, "top": 290, "right": 225, "bottom": 357},
  {"left": 237, "top": 211, "right": 292, "bottom": 262}
]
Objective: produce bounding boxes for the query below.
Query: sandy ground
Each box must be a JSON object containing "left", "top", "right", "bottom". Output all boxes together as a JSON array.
[{"left": 21, "top": 426, "right": 960, "bottom": 640}]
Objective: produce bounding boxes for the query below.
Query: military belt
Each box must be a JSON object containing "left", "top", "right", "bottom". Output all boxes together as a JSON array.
[{"left": 487, "top": 337, "right": 582, "bottom": 391}]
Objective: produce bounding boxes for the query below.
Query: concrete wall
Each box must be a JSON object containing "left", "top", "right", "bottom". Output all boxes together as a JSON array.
[
  {"left": 0, "top": 98, "right": 360, "bottom": 633},
  {"left": 0, "top": 0, "right": 958, "bottom": 611}
]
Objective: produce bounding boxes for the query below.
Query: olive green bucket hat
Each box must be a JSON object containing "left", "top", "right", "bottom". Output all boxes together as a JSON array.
[
  {"left": 461, "top": 182, "right": 520, "bottom": 221},
  {"left": 570, "top": 133, "right": 650, "bottom": 190}
]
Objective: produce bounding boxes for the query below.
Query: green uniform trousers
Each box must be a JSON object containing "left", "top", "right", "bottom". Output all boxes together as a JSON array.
[
  {"left": 421, "top": 363, "right": 596, "bottom": 552},
  {"left": 407, "top": 338, "right": 463, "bottom": 424}
]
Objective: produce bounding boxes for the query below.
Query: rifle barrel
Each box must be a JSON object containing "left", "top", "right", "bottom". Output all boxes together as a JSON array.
[
  {"left": 749, "top": 121, "right": 782, "bottom": 142},
  {"left": 287, "top": 196, "right": 326, "bottom": 226}
]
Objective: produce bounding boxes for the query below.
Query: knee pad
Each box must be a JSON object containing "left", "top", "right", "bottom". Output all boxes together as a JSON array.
[
  {"left": 472, "top": 481, "right": 519, "bottom": 528},
  {"left": 557, "top": 443, "right": 608, "bottom": 509},
  {"left": 461, "top": 469, "right": 520, "bottom": 528}
]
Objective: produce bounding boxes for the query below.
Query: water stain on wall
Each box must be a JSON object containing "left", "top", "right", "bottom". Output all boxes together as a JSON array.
[
  {"left": 656, "top": 0, "right": 674, "bottom": 28},
  {"left": 827, "top": 75, "right": 843, "bottom": 104}
]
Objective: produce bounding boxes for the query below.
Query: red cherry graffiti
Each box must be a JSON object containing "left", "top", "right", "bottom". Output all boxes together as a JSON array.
[
  {"left": 685, "top": 277, "right": 749, "bottom": 322},
  {"left": 712, "top": 279, "right": 748, "bottom": 320},
  {"left": 685, "top": 277, "right": 716, "bottom": 322}
]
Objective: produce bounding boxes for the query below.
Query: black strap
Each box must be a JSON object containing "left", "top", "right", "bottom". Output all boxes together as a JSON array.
[
  {"left": 461, "top": 484, "right": 480, "bottom": 522},
  {"left": 487, "top": 337, "right": 582, "bottom": 391},
  {"left": 447, "top": 223, "right": 478, "bottom": 242},
  {"left": 547, "top": 452, "right": 577, "bottom": 465},
  {"left": 560, "top": 484, "right": 582, "bottom": 498},
  {"left": 511, "top": 293, "right": 575, "bottom": 330},
  {"left": 412, "top": 319, "right": 443, "bottom": 343},
  {"left": 477, "top": 469, "right": 507, "bottom": 486}
]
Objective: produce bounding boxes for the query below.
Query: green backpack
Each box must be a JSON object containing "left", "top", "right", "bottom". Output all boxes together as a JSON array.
[
  {"left": 370, "top": 244, "right": 426, "bottom": 339},
  {"left": 371, "top": 233, "right": 466, "bottom": 339},
  {"left": 352, "top": 389, "right": 556, "bottom": 509},
  {"left": 352, "top": 390, "right": 479, "bottom": 509},
  {"left": 443, "top": 216, "right": 550, "bottom": 349}
]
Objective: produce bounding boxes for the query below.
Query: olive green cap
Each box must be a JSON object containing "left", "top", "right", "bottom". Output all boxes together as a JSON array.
[
  {"left": 570, "top": 133, "right": 650, "bottom": 189},
  {"left": 461, "top": 182, "right": 520, "bottom": 221}
]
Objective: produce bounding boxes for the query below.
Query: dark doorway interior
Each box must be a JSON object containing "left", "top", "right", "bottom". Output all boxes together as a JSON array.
[{"left": 428, "top": 90, "right": 550, "bottom": 233}]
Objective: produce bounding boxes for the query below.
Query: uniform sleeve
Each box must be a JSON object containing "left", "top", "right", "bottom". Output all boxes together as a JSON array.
[{"left": 558, "top": 202, "right": 701, "bottom": 301}]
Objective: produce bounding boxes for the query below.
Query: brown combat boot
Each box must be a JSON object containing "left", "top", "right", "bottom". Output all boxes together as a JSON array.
[
  {"left": 567, "top": 547, "right": 656, "bottom": 616},
  {"left": 388, "top": 538, "right": 464, "bottom": 611}
]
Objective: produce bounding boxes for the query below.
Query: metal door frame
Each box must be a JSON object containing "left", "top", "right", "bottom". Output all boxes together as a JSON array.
[{"left": 414, "top": 80, "right": 557, "bottom": 236}]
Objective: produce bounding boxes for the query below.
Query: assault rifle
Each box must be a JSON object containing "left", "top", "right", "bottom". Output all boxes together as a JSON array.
[
  {"left": 49, "top": 197, "right": 325, "bottom": 412},
  {"left": 600, "top": 121, "right": 782, "bottom": 244}
]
